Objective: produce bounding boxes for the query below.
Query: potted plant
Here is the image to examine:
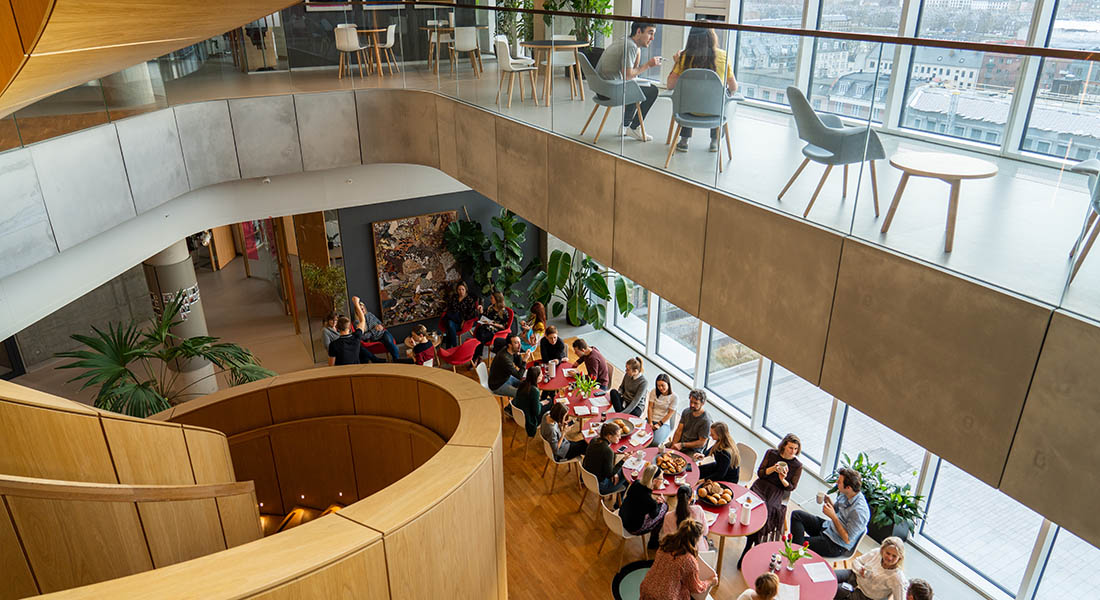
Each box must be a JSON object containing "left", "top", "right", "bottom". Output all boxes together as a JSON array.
[
  {"left": 301, "top": 262, "right": 347, "bottom": 313},
  {"left": 541, "top": 0, "right": 613, "bottom": 65},
  {"left": 779, "top": 533, "right": 811, "bottom": 569},
  {"left": 526, "top": 248, "right": 633, "bottom": 329},
  {"left": 495, "top": 0, "right": 534, "bottom": 55},
  {"left": 444, "top": 208, "right": 538, "bottom": 307},
  {"left": 827, "top": 452, "right": 925, "bottom": 542},
  {"left": 573, "top": 372, "right": 599, "bottom": 399}
]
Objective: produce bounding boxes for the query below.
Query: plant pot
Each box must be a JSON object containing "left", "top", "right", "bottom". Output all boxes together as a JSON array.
[
  {"left": 868, "top": 519, "right": 912, "bottom": 543},
  {"left": 579, "top": 46, "right": 604, "bottom": 78},
  {"left": 566, "top": 314, "right": 588, "bottom": 327}
]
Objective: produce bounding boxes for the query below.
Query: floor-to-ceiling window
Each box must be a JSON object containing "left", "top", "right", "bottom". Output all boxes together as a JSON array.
[
  {"left": 704, "top": 329, "right": 759, "bottom": 419},
  {"left": 761, "top": 364, "right": 832, "bottom": 464},
  {"left": 656, "top": 299, "right": 700, "bottom": 378}
]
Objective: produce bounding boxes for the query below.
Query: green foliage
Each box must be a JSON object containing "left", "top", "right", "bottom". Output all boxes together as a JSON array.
[
  {"left": 495, "top": 0, "right": 534, "bottom": 49},
  {"left": 827, "top": 452, "right": 926, "bottom": 532},
  {"left": 56, "top": 294, "right": 275, "bottom": 418},
  {"left": 527, "top": 248, "right": 633, "bottom": 329},
  {"left": 542, "top": 0, "right": 613, "bottom": 43},
  {"left": 573, "top": 373, "right": 600, "bottom": 397},
  {"left": 444, "top": 208, "right": 535, "bottom": 306},
  {"left": 301, "top": 263, "right": 347, "bottom": 313}
]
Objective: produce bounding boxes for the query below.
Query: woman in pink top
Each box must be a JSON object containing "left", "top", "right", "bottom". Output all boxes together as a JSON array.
[
  {"left": 661, "top": 484, "right": 710, "bottom": 554},
  {"left": 640, "top": 519, "right": 715, "bottom": 600}
]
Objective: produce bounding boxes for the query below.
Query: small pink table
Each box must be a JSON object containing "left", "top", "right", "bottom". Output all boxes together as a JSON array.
[
  {"left": 694, "top": 481, "right": 765, "bottom": 581},
  {"left": 536, "top": 360, "right": 575, "bottom": 391},
  {"left": 621, "top": 447, "right": 699, "bottom": 496},
  {"left": 563, "top": 391, "right": 612, "bottom": 419},
  {"left": 741, "top": 541, "right": 838, "bottom": 599},
  {"left": 582, "top": 412, "right": 655, "bottom": 452}
]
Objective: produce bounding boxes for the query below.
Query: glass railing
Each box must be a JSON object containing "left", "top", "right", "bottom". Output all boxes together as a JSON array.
[{"left": 3, "top": 1, "right": 1099, "bottom": 328}]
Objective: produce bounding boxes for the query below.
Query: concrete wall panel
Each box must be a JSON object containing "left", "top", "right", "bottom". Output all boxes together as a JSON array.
[
  {"left": 613, "top": 161, "right": 708, "bottom": 314},
  {"left": 30, "top": 124, "right": 135, "bottom": 251},
  {"left": 1002, "top": 310, "right": 1100, "bottom": 548},
  {"left": 454, "top": 103, "right": 496, "bottom": 199},
  {"left": 0, "top": 149, "right": 57, "bottom": 278},
  {"left": 357, "top": 90, "right": 438, "bottom": 168},
  {"left": 546, "top": 138, "right": 615, "bottom": 265},
  {"left": 173, "top": 101, "right": 240, "bottom": 189},
  {"left": 700, "top": 192, "right": 843, "bottom": 384},
  {"left": 820, "top": 240, "right": 1051, "bottom": 486},
  {"left": 435, "top": 97, "right": 457, "bottom": 178},
  {"left": 494, "top": 118, "right": 548, "bottom": 230},
  {"left": 114, "top": 110, "right": 189, "bottom": 214},
  {"left": 294, "top": 92, "right": 361, "bottom": 172},
  {"left": 229, "top": 96, "right": 303, "bottom": 179}
]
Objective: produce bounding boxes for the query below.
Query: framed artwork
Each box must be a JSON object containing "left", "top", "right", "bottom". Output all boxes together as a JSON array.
[{"left": 371, "top": 211, "right": 461, "bottom": 325}]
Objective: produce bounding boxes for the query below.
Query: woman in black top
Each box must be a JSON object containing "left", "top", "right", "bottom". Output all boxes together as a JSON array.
[
  {"left": 474, "top": 291, "right": 510, "bottom": 362},
  {"left": 510, "top": 367, "right": 546, "bottom": 437},
  {"left": 441, "top": 281, "right": 479, "bottom": 348},
  {"left": 738, "top": 433, "right": 803, "bottom": 569},
  {"left": 538, "top": 325, "right": 567, "bottom": 363},
  {"left": 694, "top": 422, "right": 740, "bottom": 483},
  {"left": 620, "top": 463, "right": 668, "bottom": 549}
]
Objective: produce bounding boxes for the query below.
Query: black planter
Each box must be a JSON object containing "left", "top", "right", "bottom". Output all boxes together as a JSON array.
[
  {"left": 579, "top": 46, "right": 605, "bottom": 77},
  {"left": 867, "top": 519, "right": 912, "bottom": 543}
]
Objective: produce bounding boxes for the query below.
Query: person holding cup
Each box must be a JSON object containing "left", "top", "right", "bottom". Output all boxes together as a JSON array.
[{"left": 737, "top": 433, "right": 804, "bottom": 569}]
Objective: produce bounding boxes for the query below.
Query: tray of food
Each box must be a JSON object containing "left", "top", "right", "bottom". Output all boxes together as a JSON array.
[
  {"left": 655, "top": 452, "right": 688, "bottom": 475},
  {"left": 696, "top": 480, "right": 735, "bottom": 508},
  {"left": 608, "top": 417, "right": 634, "bottom": 436}
]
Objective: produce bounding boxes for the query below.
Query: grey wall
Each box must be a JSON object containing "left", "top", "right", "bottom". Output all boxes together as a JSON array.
[{"left": 338, "top": 190, "right": 539, "bottom": 343}]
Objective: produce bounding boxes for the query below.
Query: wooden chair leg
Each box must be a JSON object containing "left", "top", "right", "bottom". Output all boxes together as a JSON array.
[
  {"left": 495, "top": 71, "right": 505, "bottom": 104},
  {"left": 580, "top": 104, "right": 600, "bottom": 135},
  {"left": 524, "top": 437, "right": 530, "bottom": 460},
  {"left": 542, "top": 459, "right": 550, "bottom": 477},
  {"left": 869, "top": 160, "right": 880, "bottom": 217},
  {"left": 593, "top": 107, "right": 612, "bottom": 143},
  {"left": 778, "top": 157, "right": 811, "bottom": 200},
  {"left": 529, "top": 70, "right": 537, "bottom": 100},
  {"left": 723, "top": 123, "right": 732, "bottom": 158},
  {"left": 338, "top": 52, "right": 344, "bottom": 79},
  {"left": 1072, "top": 212, "right": 1099, "bottom": 257},
  {"left": 635, "top": 104, "right": 648, "bottom": 141},
  {"left": 509, "top": 422, "right": 518, "bottom": 447},
  {"left": 665, "top": 124, "right": 683, "bottom": 168},
  {"left": 666, "top": 117, "right": 676, "bottom": 145},
  {"left": 598, "top": 529, "right": 611, "bottom": 553},
  {"left": 549, "top": 465, "right": 558, "bottom": 492},
  {"left": 578, "top": 488, "right": 588, "bottom": 511},
  {"left": 357, "top": 50, "right": 364, "bottom": 78},
  {"left": 517, "top": 70, "right": 525, "bottom": 103},
  {"left": 507, "top": 72, "right": 516, "bottom": 108},
  {"left": 803, "top": 165, "right": 834, "bottom": 217}
]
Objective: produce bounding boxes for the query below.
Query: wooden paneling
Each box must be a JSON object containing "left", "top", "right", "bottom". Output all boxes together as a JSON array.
[
  {"left": 7, "top": 496, "right": 152, "bottom": 592},
  {"left": 358, "top": 89, "right": 439, "bottom": 167},
  {"left": 613, "top": 161, "right": 709, "bottom": 314},
  {"left": 495, "top": 118, "right": 549, "bottom": 230},
  {"left": 435, "top": 96, "right": 458, "bottom": 178},
  {"left": 171, "top": 385, "right": 273, "bottom": 436},
  {"left": 490, "top": 437, "right": 506, "bottom": 600},
  {"left": 229, "top": 435, "right": 284, "bottom": 515},
  {"left": 254, "top": 540, "right": 390, "bottom": 600},
  {"left": 699, "top": 191, "right": 844, "bottom": 385},
  {"left": 0, "top": 503, "right": 38, "bottom": 600},
  {"left": 9, "top": 0, "right": 52, "bottom": 51},
  {"left": 291, "top": 212, "right": 332, "bottom": 317},
  {"left": 410, "top": 428, "right": 446, "bottom": 469},
  {"left": 416, "top": 381, "right": 461, "bottom": 440},
  {"left": 269, "top": 422, "right": 358, "bottom": 510},
  {"left": 1, "top": 1, "right": 27, "bottom": 97},
  {"left": 820, "top": 239, "right": 1051, "bottom": 486},
  {"left": 267, "top": 376, "right": 354, "bottom": 423},
  {"left": 454, "top": 103, "right": 497, "bottom": 198},
  {"left": 448, "top": 397, "right": 504, "bottom": 449},
  {"left": 217, "top": 492, "right": 263, "bottom": 548},
  {"left": 352, "top": 375, "right": 421, "bottom": 422},
  {"left": 101, "top": 418, "right": 194, "bottom": 485},
  {"left": 349, "top": 421, "right": 414, "bottom": 499},
  {"left": 0, "top": 380, "right": 98, "bottom": 414},
  {"left": 0, "top": 400, "right": 117, "bottom": 483},
  {"left": 138, "top": 498, "right": 225, "bottom": 567},
  {"left": 184, "top": 426, "right": 235, "bottom": 484},
  {"left": 210, "top": 225, "right": 236, "bottom": 270},
  {"left": 546, "top": 137, "right": 616, "bottom": 266}
]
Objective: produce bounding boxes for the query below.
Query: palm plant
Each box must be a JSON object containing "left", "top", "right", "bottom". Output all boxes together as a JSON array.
[
  {"left": 56, "top": 294, "right": 275, "bottom": 418},
  {"left": 527, "top": 248, "right": 633, "bottom": 329}
]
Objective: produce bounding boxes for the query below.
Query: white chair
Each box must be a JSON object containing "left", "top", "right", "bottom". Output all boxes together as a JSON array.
[
  {"left": 538, "top": 34, "right": 580, "bottom": 99},
  {"left": 475, "top": 361, "right": 509, "bottom": 418},
  {"left": 494, "top": 37, "right": 538, "bottom": 108},
  {"left": 598, "top": 499, "right": 645, "bottom": 567},
  {"left": 736, "top": 442, "right": 757, "bottom": 484},
  {"left": 334, "top": 25, "right": 368, "bottom": 79},
  {"left": 452, "top": 26, "right": 482, "bottom": 78},
  {"left": 691, "top": 558, "right": 718, "bottom": 600},
  {"left": 578, "top": 462, "right": 617, "bottom": 514},
  {"left": 374, "top": 24, "right": 399, "bottom": 74},
  {"left": 494, "top": 34, "right": 534, "bottom": 65},
  {"left": 541, "top": 437, "right": 581, "bottom": 494},
  {"left": 830, "top": 531, "right": 869, "bottom": 568},
  {"left": 426, "top": 20, "right": 453, "bottom": 74},
  {"left": 509, "top": 403, "right": 532, "bottom": 459}
]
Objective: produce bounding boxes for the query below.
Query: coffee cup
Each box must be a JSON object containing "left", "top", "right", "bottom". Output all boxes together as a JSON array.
[{"left": 817, "top": 491, "right": 825, "bottom": 504}]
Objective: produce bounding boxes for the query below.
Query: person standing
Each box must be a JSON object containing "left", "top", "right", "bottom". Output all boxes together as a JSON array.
[
  {"left": 489, "top": 334, "right": 529, "bottom": 398},
  {"left": 441, "top": 281, "right": 479, "bottom": 348},
  {"left": 791, "top": 467, "right": 870, "bottom": 558},
  {"left": 327, "top": 296, "right": 367, "bottom": 366},
  {"left": 832, "top": 537, "right": 908, "bottom": 600},
  {"left": 738, "top": 433, "right": 803, "bottom": 569},
  {"left": 610, "top": 357, "right": 648, "bottom": 416},
  {"left": 572, "top": 338, "right": 611, "bottom": 389},
  {"left": 646, "top": 374, "right": 678, "bottom": 446},
  {"left": 666, "top": 25, "right": 738, "bottom": 153},
  {"left": 669, "top": 389, "right": 711, "bottom": 454},
  {"left": 595, "top": 21, "right": 662, "bottom": 142}
]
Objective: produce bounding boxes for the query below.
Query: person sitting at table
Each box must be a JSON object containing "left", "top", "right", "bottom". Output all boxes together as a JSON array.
[
  {"left": 667, "top": 24, "right": 738, "bottom": 154},
  {"left": 833, "top": 536, "right": 908, "bottom": 600},
  {"left": 693, "top": 421, "right": 740, "bottom": 482},
  {"left": 669, "top": 389, "right": 711, "bottom": 454},
  {"left": 906, "top": 579, "right": 933, "bottom": 600},
  {"left": 327, "top": 298, "right": 367, "bottom": 366},
  {"left": 610, "top": 357, "right": 648, "bottom": 416},
  {"left": 572, "top": 338, "right": 611, "bottom": 389},
  {"left": 473, "top": 291, "right": 510, "bottom": 363},
  {"left": 646, "top": 374, "right": 678, "bottom": 447},
  {"left": 735, "top": 573, "right": 779, "bottom": 600},
  {"left": 321, "top": 312, "right": 341, "bottom": 351},
  {"left": 737, "top": 433, "right": 803, "bottom": 569},
  {"left": 403, "top": 324, "right": 435, "bottom": 364},
  {"left": 511, "top": 367, "right": 548, "bottom": 438},
  {"left": 519, "top": 301, "right": 546, "bottom": 353},
  {"left": 621, "top": 463, "right": 669, "bottom": 550},
  {"left": 660, "top": 484, "right": 710, "bottom": 554},
  {"left": 639, "top": 519, "right": 716, "bottom": 600},
  {"left": 595, "top": 21, "right": 661, "bottom": 143},
  {"left": 488, "top": 335, "right": 530, "bottom": 398},
  {"left": 441, "top": 281, "right": 480, "bottom": 348},
  {"left": 353, "top": 298, "right": 403, "bottom": 363},
  {"left": 539, "top": 325, "right": 567, "bottom": 363},
  {"left": 582, "top": 422, "right": 627, "bottom": 496},
  {"left": 791, "top": 467, "right": 869, "bottom": 559},
  {"left": 541, "top": 401, "right": 587, "bottom": 460}
]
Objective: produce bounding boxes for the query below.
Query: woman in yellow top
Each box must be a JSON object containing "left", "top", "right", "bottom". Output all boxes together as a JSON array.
[{"left": 667, "top": 26, "right": 738, "bottom": 153}]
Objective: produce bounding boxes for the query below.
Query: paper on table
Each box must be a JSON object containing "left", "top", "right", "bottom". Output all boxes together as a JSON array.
[
  {"left": 703, "top": 512, "right": 718, "bottom": 527},
  {"left": 777, "top": 583, "right": 800, "bottom": 600},
  {"left": 573, "top": 406, "right": 591, "bottom": 416},
  {"left": 562, "top": 368, "right": 577, "bottom": 377},
  {"left": 628, "top": 416, "right": 646, "bottom": 426},
  {"left": 589, "top": 396, "right": 610, "bottom": 407},
  {"left": 623, "top": 457, "right": 646, "bottom": 471},
  {"left": 631, "top": 431, "right": 653, "bottom": 446},
  {"left": 802, "top": 561, "right": 835, "bottom": 583},
  {"left": 736, "top": 492, "right": 763, "bottom": 510}
]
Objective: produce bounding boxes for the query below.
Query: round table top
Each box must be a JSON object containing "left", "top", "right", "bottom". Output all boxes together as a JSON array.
[
  {"left": 563, "top": 390, "right": 612, "bottom": 418},
  {"left": 356, "top": 28, "right": 385, "bottom": 33},
  {"left": 582, "top": 412, "right": 655, "bottom": 452},
  {"left": 694, "top": 481, "right": 766, "bottom": 537},
  {"left": 535, "top": 360, "right": 575, "bottom": 391},
  {"left": 621, "top": 448, "right": 699, "bottom": 496},
  {"left": 520, "top": 39, "right": 591, "bottom": 49},
  {"left": 889, "top": 151, "right": 998, "bottom": 180},
  {"left": 742, "top": 541, "right": 838, "bottom": 599},
  {"left": 419, "top": 25, "right": 490, "bottom": 31}
]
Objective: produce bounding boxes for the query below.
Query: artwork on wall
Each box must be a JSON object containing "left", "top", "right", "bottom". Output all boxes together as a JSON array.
[{"left": 371, "top": 211, "right": 461, "bottom": 325}]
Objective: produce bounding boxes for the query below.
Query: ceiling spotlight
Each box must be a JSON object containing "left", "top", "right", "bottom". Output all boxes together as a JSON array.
[
  {"left": 262, "top": 177, "right": 271, "bottom": 184},
  {"left": 345, "top": 178, "right": 353, "bottom": 184}
]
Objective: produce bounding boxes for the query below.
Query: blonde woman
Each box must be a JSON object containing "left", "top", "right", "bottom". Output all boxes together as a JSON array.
[
  {"left": 610, "top": 357, "right": 648, "bottom": 416},
  {"left": 694, "top": 421, "right": 741, "bottom": 482},
  {"left": 736, "top": 572, "right": 779, "bottom": 600},
  {"left": 620, "top": 463, "right": 668, "bottom": 550},
  {"left": 832, "top": 536, "right": 908, "bottom": 600},
  {"left": 640, "top": 519, "right": 716, "bottom": 600}
]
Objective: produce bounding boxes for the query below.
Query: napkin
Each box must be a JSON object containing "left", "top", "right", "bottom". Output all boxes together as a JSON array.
[
  {"left": 703, "top": 512, "right": 718, "bottom": 527},
  {"left": 573, "top": 406, "right": 591, "bottom": 416},
  {"left": 562, "top": 368, "right": 577, "bottom": 377},
  {"left": 698, "top": 455, "right": 716, "bottom": 466},
  {"left": 628, "top": 416, "right": 646, "bottom": 426},
  {"left": 802, "top": 562, "right": 834, "bottom": 583},
  {"left": 777, "top": 583, "right": 800, "bottom": 600},
  {"left": 736, "top": 492, "right": 763, "bottom": 510},
  {"left": 630, "top": 431, "right": 653, "bottom": 446},
  {"left": 623, "top": 457, "right": 646, "bottom": 471},
  {"left": 589, "top": 396, "right": 610, "bottom": 407}
]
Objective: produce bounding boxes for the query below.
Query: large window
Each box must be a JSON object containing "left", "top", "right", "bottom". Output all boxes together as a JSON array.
[
  {"left": 762, "top": 364, "right": 832, "bottom": 463},
  {"left": 656, "top": 299, "right": 699, "bottom": 378},
  {"left": 836, "top": 406, "right": 924, "bottom": 488},
  {"left": 921, "top": 460, "right": 1044, "bottom": 594},
  {"left": 704, "top": 329, "right": 760, "bottom": 418},
  {"left": 613, "top": 279, "right": 649, "bottom": 344},
  {"left": 1035, "top": 527, "right": 1100, "bottom": 598},
  {"left": 737, "top": 0, "right": 803, "bottom": 106}
]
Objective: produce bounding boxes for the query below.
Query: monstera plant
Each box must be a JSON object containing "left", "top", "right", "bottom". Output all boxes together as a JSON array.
[
  {"left": 527, "top": 248, "right": 633, "bottom": 329},
  {"left": 444, "top": 208, "right": 537, "bottom": 306}
]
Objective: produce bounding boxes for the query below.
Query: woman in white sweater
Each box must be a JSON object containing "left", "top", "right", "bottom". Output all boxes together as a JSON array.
[
  {"left": 832, "top": 536, "right": 908, "bottom": 600},
  {"left": 646, "top": 374, "right": 678, "bottom": 446}
]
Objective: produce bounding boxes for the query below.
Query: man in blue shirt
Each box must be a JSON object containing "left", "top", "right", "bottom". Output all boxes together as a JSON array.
[{"left": 790, "top": 467, "right": 870, "bottom": 558}]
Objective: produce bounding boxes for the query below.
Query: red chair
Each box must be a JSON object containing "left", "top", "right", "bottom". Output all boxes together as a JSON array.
[
  {"left": 490, "top": 307, "right": 515, "bottom": 346},
  {"left": 437, "top": 338, "right": 480, "bottom": 371},
  {"left": 438, "top": 315, "right": 477, "bottom": 344},
  {"left": 360, "top": 340, "right": 387, "bottom": 360}
]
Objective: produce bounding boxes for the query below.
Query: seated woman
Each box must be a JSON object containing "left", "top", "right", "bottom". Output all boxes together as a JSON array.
[
  {"left": 694, "top": 422, "right": 741, "bottom": 483},
  {"left": 403, "top": 324, "right": 435, "bottom": 365},
  {"left": 660, "top": 484, "right": 710, "bottom": 554},
  {"left": 646, "top": 374, "right": 678, "bottom": 447},
  {"left": 620, "top": 464, "right": 669, "bottom": 550},
  {"left": 582, "top": 423, "right": 627, "bottom": 495},
  {"left": 510, "top": 367, "right": 547, "bottom": 438},
  {"left": 667, "top": 25, "right": 738, "bottom": 153},
  {"left": 833, "top": 536, "right": 908, "bottom": 600},
  {"left": 519, "top": 301, "right": 546, "bottom": 353},
  {"left": 538, "top": 325, "right": 567, "bottom": 364},
  {"left": 540, "top": 401, "right": 587, "bottom": 460},
  {"left": 474, "top": 291, "right": 511, "bottom": 362},
  {"left": 639, "top": 519, "right": 716, "bottom": 600},
  {"left": 321, "top": 312, "right": 341, "bottom": 351},
  {"left": 441, "top": 281, "right": 480, "bottom": 348},
  {"left": 610, "top": 357, "right": 648, "bottom": 416},
  {"left": 736, "top": 573, "right": 779, "bottom": 600}
]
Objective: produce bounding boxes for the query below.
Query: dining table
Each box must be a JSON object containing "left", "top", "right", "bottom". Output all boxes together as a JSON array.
[
  {"left": 620, "top": 447, "right": 699, "bottom": 497},
  {"left": 693, "top": 480, "right": 766, "bottom": 582},
  {"left": 741, "top": 541, "right": 839, "bottom": 599},
  {"left": 355, "top": 29, "right": 387, "bottom": 80},
  {"left": 518, "top": 39, "right": 590, "bottom": 106},
  {"left": 581, "top": 412, "right": 654, "bottom": 452}
]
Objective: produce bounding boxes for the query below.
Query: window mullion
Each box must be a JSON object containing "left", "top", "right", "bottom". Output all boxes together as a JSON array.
[
  {"left": 819, "top": 399, "right": 845, "bottom": 478},
  {"left": 645, "top": 291, "right": 659, "bottom": 356},
  {"left": 1016, "top": 520, "right": 1058, "bottom": 600},
  {"left": 793, "top": 0, "right": 822, "bottom": 94},
  {"left": 881, "top": 0, "right": 921, "bottom": 130},
  {"left": 1003, "top": 0, "right": 1059, "bottom": 157},
  {"left": 750, "top": 357, "right": 771, "bottom": 430},
  {"left": 693, "top": 323, "right": 710, "bottom": 389}
]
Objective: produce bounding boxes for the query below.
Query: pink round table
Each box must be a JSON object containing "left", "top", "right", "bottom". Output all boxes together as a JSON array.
[
  {"left": 621, "top": 447, "right": 699, "bottom": 496},
  {"left": 741, "top": 541, "right": 838, "bottom": 599},
  {"left": 582, "top": 412, "right": 655, "bottom": 452},
  {"left": 694, "top": 481, "right": 765, "bottom": 581},
  {"left": 536, "top": 360, "right": 575, "bottom": 391},
  {"left": 563, "top": 390, "right": 612, "bottom": 419}
]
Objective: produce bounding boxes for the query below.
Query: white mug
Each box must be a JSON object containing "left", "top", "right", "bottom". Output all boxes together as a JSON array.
[{"left": 817, "top": 491, "right": 825, "bottom": 504}]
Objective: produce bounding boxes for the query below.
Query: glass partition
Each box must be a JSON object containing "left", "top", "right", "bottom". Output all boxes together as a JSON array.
[
  {"left": 762, "top": 363, "right": 832, "bottom": 463},
  {"left": 656, "top": 299, "right": 700, "bottom": 378},
  {"left": 704, "top": 329, "right": 759, "bottom": 418}
]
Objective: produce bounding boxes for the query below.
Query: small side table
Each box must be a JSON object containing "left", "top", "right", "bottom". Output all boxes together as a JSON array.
[{"left": 880, "top": 151, "right": 998, "bottom": 252}]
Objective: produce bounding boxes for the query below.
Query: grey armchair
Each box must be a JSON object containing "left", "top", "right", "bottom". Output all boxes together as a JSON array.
[
  {"left": 1069, "top": 158, "right": 1100, "bottom": 283},
  {"left": 576, "top": 53, "right": 648, "bottom": 144},
  {"left": 778, "top": 86, "right": 886, "bottom": 218},
  {"left": 662, "top": 68, "right": 740, "bottom": 172}
]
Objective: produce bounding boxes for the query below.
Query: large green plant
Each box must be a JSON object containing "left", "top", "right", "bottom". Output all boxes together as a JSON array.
[
  {"left": 444, "top": 208, "right": 535, "bottom": 306},
  {"left": 496, "top": 0, "right": 534, "bottom": 50},
  {"left": 527, "top": 248, "right": 633, "bottom": 329},
  {"left": 56, "top": 294, "right": 276, "bottom": 418},
  {"left": 826, "top": 452, "right": 925, "bottom": 532},
  {"left": 542, "top": 0, "right": 613, "bottom": 44},
  {"left": 301, "top": 262, "right": 347, "bottom": 313}
]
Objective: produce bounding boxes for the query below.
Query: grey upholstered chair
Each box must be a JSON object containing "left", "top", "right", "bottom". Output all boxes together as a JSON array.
[
  {"left": 662, "top": 68, "right": 740, "bottom": 172},
  {"left": 577, "top": 53, "right": 648, "bottom": 143},
  {"left": 778, "top": 86, "right": 886, "bottom": 218},
  {"left": 1069, "top": 158, "right": 1100, "bottom": 282}
]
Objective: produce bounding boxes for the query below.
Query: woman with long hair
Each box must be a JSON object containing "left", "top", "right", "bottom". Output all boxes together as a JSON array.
[
  {"left": 646, "top": 373, "right": 679, "bottom": 446},
  {"left": 694, "top": 421, "right": 741, "bottom": 482},
  {"left": 737, "top": 433, "right": 803, "bottom": 569},
  {"left": 619, "top": 463, "right": 669, "bottom": 550},
  {"left": 832, "top": 536, "right": 908, "bottom": 600},
  {"left": 510, "top": 366, "right": 546, "bottom": 438},
  {"left": 519, "top": 301, "right": 546, "bottom": 353},
  {"left": 660, "top": 484, "right": 711, "bottom": 554},
  {"left": 640, "top": 519, "right": 716, "bottom": 600},
  {"left": 474, "top": 290, "right": 510, "bottom": 362},
  {"left": 441, "top": 281, "right": 479, "bottom": 348},
  {"left": 540, "top": 401, "right": 587, "bottom": 460},
  {"left": 666, "top": 24, "right": 738, "bottom": 153}
]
